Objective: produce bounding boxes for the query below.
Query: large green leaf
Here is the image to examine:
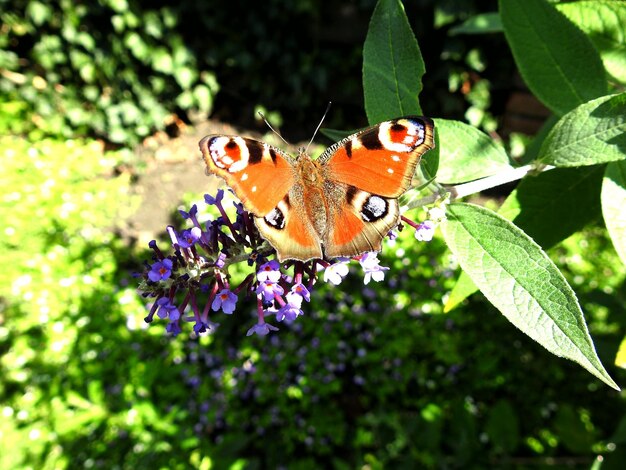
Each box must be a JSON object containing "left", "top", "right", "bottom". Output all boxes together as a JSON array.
[
  {"left": 363, "top": 0, "right": 425, "bottom": 124},
  {"left": 445, "top": 166, "right": 604, "bottom": 311},
  {"left": 499, "top": 0, "right": 607, "bottom": 116},
  {"left": 434, "top": 119, "right": 512, "bottom": 184},
  {"left": 602, "top": 160, "right": 626, "bottom": 266},
  {"left": 557, "top": 0, "right": 626, "bottom": 85},
  {"left": 538, "top": 93, "right": 626, "bottom": 167},
  {"left": 441, "top": 202, "right": 618, "bottom": 390}
]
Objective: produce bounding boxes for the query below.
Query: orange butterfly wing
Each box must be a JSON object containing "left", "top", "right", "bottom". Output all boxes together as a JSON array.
[
  {"left": 320, "top": 117, "right": 435, "bottom": 197},
  {"left": 199, "top": 135, "right": 295, "bottom": 216},
  {"left": 199, "top": 117, "right": 436, "bottom": 262}
]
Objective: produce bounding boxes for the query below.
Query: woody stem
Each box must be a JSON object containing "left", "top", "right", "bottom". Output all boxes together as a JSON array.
[{"left": 407, "top": 164, "right": 554, "bottom": 209}]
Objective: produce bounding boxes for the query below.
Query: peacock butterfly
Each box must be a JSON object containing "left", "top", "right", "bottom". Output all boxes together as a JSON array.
[{"left": 199, "top": 116, "right": 435, "bottom": 261}]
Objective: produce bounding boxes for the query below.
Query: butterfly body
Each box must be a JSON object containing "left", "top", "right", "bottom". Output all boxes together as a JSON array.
[{"left": 200, "top": 116, "right": 435, "bottom": 261}]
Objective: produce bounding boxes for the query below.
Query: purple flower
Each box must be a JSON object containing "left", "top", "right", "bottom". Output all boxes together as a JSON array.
[
  {"left": 178, "top": 227, "right": 202, "bottom": 248},
  {"left": 276, "top": 301, "right": 303, "bottom": 322},
  {"left": 215, "top": 252, "right": 227, "bottom": 269},
  {"left": 415, "top": 220, "right": 435, "bottom": 242},
  {"left": 233, "top": 201, "right": 244, "bottom": 214},
  {"left": 204, "top": 189, "right": 225, "bottom": 205},
  {"left": 193, "top": 321, "right": 209, "bottom": 334},
  {"left": 211, "top": 289, "right": 238, "bottom": 314},
  {"left": 289, "top": 283, "right": 310, "bottom": 304},
  {"left": 148, "top": 259, "right": 173, "bottom": 282},
  {"left": 359, "top": 252, "right": 389, "bottom": 285},
  {"left": 155, "top": 297, "right": 180, "bottom": 320},
  {"left": 257, "top": 260, "right": 281, "bottom": 282},
  {"left": 323, "top": 259, "right": 350, "bottom": 285},
  {"left": 246, "top": 321, "right": 279, "bottom": 336},
  {"left": 255, "top": 280, "right": 284, "bottom": 303},
  {"left": 179, "top": 204, "right": 198, "bottom": 219},
  {"left": 166, "top": 321, "right": 182, "bottom": 336}
]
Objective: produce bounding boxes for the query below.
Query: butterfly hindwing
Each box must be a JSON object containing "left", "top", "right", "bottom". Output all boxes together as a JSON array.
[
  {"left": 323, "top": 184, "right": 399, "bottom": 258},
  {"left": 254, "top": 191, "right": 323, "bottom": 261},
  {"left": 320, "top": 116, "right": 435, "bottom": 197},
  {"left": 199, "top": 135, "right": 295, "bottom": 216}
]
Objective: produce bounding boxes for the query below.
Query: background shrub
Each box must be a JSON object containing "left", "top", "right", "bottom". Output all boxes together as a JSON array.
[{"left": 1, "top": 0, "right": 511, "bottom": 144}]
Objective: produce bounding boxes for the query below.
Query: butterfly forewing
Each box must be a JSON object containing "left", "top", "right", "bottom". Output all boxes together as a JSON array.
[
  {"left": 199, "top": 135, "right": 295, "bottom": 216},
  {"left": 321, "top": 117, "right": 435, "bottom": 198}
]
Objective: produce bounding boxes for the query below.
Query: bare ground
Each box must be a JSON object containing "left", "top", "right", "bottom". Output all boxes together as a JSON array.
[{"left": 125, "top": 119, "right": 243, "bottom": 246}]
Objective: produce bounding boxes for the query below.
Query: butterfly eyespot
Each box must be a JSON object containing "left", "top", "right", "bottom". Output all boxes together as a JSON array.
[
  {"left": 264, "top": 207, "right": 285, "bottom": 230},
  {"left": 360, "top": 195, "right": 388, "bottom": 222},
  {"left": 378, "top": 119, "right": 426, "bottom": 152},
  {"left": 208, "top": 136, "right": 250, "bottom": 172}
]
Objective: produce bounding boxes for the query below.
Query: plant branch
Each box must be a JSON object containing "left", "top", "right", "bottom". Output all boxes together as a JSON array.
[{"left": 406, "top": 164, "right": 554, "bottom": 210}]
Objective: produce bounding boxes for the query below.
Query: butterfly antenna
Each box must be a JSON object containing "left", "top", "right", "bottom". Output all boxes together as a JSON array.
[
  {"left": 257, "top": 111, "right": 290, "bottom": 146},
  {"left": 305, "top": 101, "right": 332, "bottom": 153}
]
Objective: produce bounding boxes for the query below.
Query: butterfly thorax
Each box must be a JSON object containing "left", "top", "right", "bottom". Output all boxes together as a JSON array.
[
  {"left": 295, "top": 152, "right": 325, "bottom": 186},
  {"left": 294, "top": 154, "right": 329, "bottom": 236}
]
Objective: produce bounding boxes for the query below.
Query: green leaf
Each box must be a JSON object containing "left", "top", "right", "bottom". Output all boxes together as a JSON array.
[
  {"left": 499, "top": 0, "right": 607, "bottom": 116},
  {"left": 444, "top": 271, "right": 476, "bottom": 313},
  {"left": 420, "top": 130, "right": 439, "bottom": 181},
  {"left": 517, "top": 115, "right": 558, "bottom": 166},
  {"left": 538, "top": 93, "right": 626, "bottom": 167},
  {"left": 363, "top": 0, "right": 425, "bottom": 124},
  {"left": 447, "top": 165, "right": 603, "bottom": 312},
  {"left": 27, "top": 1, "right": 52, "bottom": 26},
  {"left": 320, "top": 127, "right": 356, "bottom": 143},
  {"left": 499, "top": 166, "right": 604, "bottom": 247},
  {"left": 557, "top": 1, "right": 626, "bottom": 85},
  {"left": 602, "top": 160, "right": 626, "bottom": 266},
  {"left": 434, "top": 119, "right": 512, "bottom": 184},
  {"left": 449, "top": 12, "right": 503, "bottom": 35},
  {"left": 441, "top": 202, "right": 619, "bottom": 390}
]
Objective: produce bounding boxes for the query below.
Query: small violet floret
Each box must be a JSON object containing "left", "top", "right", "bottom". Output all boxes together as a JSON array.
[
  {"left": 178, "top": 227, "right": 202, "bottom": 248},
  {"left": 289, "top": 283, "right": 310, "bottom": 304},
  {"left": 276, "top": 302, "right": 303, "bottom": 322},
  {"left": 255, "top": 280, "right": 284, "bottom": 303},
  {"left": 155, "top": 297, "right": 180, "bottom": 320},
  {"left": 178, "top": 204, "right": 198, "bottom": 220},
  {"left": 323, "top": 258, "right": 350, "bottom": 285},
  {"left": 414, "top": 220, "right": 435, "bottom": 242},
  {"left": 211, "top": 289, "right": 238, "bottom": 314},
  {"left": 246, "top": 321, "right": 279, "bottom": 337},
  {"left": 148, "top": 259, "right": 173, "bottom": 282},
  {"left": 257, "top": 260, "right": 282, "bottom": 282},
  {"left": 359, "top": 252, "right": 389, "bottom": 285},
  {"left": 204, "top": 189, "right": 225, "bottom": 205}
]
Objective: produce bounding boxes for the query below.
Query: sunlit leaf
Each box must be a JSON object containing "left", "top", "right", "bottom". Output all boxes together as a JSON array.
[
  {"left": 363, "top": 0, "right": 425, "bottom": 123},
  {"left": 441, "top": 202, "right": 619, "bottom": 390}
]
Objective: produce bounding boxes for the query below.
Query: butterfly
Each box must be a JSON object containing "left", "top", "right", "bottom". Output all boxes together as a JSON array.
[{"left": 199, "top": 116, "right": 435, "bottom": 262}]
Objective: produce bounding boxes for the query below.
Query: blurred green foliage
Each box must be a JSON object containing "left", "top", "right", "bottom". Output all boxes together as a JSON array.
[
  {"left": 1, "top": 0, "right": 218, "bottom": 144},
  {"left": 1, "top": 0, "right": 509, "bottom": 144},
  {"left": 1, "top": 135, "right": 625, "bottom": 468},
  {"left": 2, "top": 0, "right": 626, "bottom": 468}
]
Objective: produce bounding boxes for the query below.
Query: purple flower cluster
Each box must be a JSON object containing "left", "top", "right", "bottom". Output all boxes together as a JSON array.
[{"left": 137, "top": 189, "right": 439, "bottom": 337}]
